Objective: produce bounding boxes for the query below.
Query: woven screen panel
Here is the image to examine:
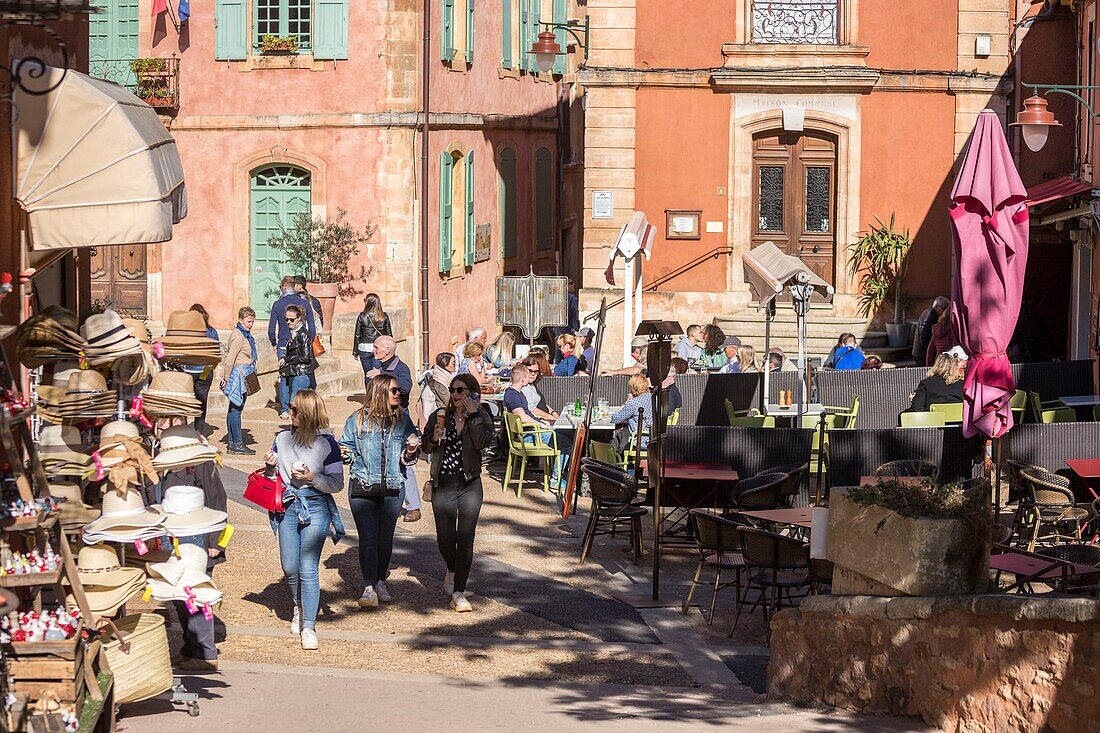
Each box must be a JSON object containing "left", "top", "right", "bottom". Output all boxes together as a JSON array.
[
  {"left": 1013, "top": 360, "right": 1094, "bottom": 402},
  {"left": 666, "top": 427, "right": 812, "bottom": 478},
  {"left": 827, "top": 428, "right": 945, "bottom": 486}
]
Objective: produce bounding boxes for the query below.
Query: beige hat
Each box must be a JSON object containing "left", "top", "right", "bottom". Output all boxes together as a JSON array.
[
  {"left": 156, "top": 311, "right": 220, "bottom": 367},
  {"left": 147, "top": 544, "right": 221, "bottom": 604},
  {"left": 47, "top": 481, "right": 99, "bottom": 526},
  {"left": 82, "top": 489, "right": 165, "bottom": 534},
  {"left": 15, "top": 311, "right": 85, "bottom": 367},
  {"left": 73, "top": 544, "right": 145, "bottom": 588},
  {"left": 152, "top": 425, "right": 218, "bottom": 470},
  {"left": 97, "top": 421, "right": 147, "bottom": 468},
  {"left": 141, "top": 371, "right": 202, "bottom": 416},
  {"left": 65, "top": 369, "right": 109, "bottom": 396},
  {"left": 152, "top": 484, "right": 227, "bottom": 532},
  {"left": 38, "top": 425, "right": 90, "bottom": 463},
  {"left": 81, "top": 310, "right": 145, "bottom": 363}
]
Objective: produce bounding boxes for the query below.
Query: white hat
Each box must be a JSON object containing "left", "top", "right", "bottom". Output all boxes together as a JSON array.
[
  {"left": 82, "top": 489, "right": 165, "bottom": 535},
  {"left": 97, "top": 420, "right": 146, "bottom": 468},
  {"left": 152, "top": 425, "right": 218, "bottom": 471},
  {"left": 146, "top": 544, "right": 222, "bottom": 605},
  {"left": 152, "top": 484, "right": 227, "bottom": 533},
  {"left": 946, "top": 346, "right": 969, "bottom": 361}
]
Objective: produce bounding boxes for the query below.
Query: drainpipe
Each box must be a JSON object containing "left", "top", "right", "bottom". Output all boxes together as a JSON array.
[{"left": 419, "top": 0, "right": 432, "bottom": 368}]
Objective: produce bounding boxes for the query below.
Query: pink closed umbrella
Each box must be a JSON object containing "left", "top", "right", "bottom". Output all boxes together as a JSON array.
[{"left": 949, "top": 109, "right": 1029, "bottom": 440}]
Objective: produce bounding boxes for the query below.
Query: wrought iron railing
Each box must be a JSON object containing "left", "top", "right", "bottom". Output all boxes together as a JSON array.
[
  {"left": 752, "top": 1, "right": 839, "bottom": 45},
  {"left": 88, "top": 56, "right": 179, "bottom": 111}
]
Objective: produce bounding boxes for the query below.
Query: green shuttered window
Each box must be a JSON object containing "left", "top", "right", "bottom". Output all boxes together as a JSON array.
[
  {"left": 464, "top": 152, "right": 475, "bottom": 266},
  {"left": 501, "top": 0, "right": 511, "bottom": 68},
  {"left": 215, "top": 0, "right": 248, "bottom": 60},
  {"left": 552, "top": 0, "right": 566, "bottom": 74},
  {"left": 500, "top": 148, "right": 517, "bottom": 259},
  {"left": 466, "top": 0, "right": 474, "bottom": 62},
  {"left": 313, "top": 0, "right": 348, "bottom": 60},
  {"left": 527, "top": 0, "right": 540, "bottom": 73},
  {"left": 442, "top": 0, "right": 455, "bottom": 61},
  {"left": 439, "top": 153, "right": 454, "bottom": 272}
]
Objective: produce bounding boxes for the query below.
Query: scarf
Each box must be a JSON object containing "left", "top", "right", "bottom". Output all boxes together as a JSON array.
[{"left": 237, "top": 323, "right": 257, "bottom": 364}]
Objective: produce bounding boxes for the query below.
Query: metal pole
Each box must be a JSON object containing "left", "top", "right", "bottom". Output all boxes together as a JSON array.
[
  {"left": 762, "top": 300, "right": 773, "bottom": 414},
  {"left": 623, "top": 255, "right": 634, "bottom": 367},
  {"left": 418, "top": 0, "right": 432, "bottom": 368}
]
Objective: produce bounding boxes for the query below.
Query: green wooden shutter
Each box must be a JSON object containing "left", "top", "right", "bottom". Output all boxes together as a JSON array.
[
  {"left": 535, "top": 147, "right": 553, "bottom": 251},
  {"left": 501, "top": 0, "right": 511, "bottom": 68},
  {"left": 215, "top": 0, "right": 247, "bottom": 61},
  {"left": 519, "top": 1, "right": 528, "bottom": 70},
  {"left": 441, "top": 0, "right": 455, "bottom": 61},
  {"left": 313, "top": 0, "right": 349, "bottom": 60},
  {"left": 466, "top": 0, "right": 475, "bottom": 62},
  {"left": 528, "top": 0, "right": 540, "bottom": 72},
  {"left": 439, "top": 153, "right": 453, "bottom": 272},
  {"left": 500, "top": 148, "right": 517, "bottom": 258},
  {"left": 552, "top": 0, "right": 566, "bottom": 74},
  {"left": 464, "top": 151, "right": 475, "bottom": 266}
]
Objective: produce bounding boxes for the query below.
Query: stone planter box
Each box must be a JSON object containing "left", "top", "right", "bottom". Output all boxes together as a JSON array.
[{"left": 826, "top": 487, "right": 989, "bottom": 596}]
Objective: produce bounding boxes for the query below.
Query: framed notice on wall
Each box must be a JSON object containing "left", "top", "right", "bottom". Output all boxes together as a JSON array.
[
  {"left": 665, "top": 210, "right": 701, "bottom": 240},
  {"left": 474, "top": 223, "right": 491, "bottom": 263},
  {"left": 592, "top": 190, "right": 614, "bottom": 219}
]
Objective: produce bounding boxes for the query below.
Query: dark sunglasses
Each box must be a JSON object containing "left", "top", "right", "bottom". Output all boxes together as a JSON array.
[
  {"left": 388, "top": 387, "right": 402, "bottom": 395},
  {"left": 449, "top": 386, "right": 469, "bottom": 394},
  {"left": 286, "top": 317, "right": 298, "bottom": 323}
]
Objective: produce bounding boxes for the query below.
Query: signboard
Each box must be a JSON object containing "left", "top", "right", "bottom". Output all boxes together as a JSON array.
[
  {"left": 592, "top": 190, "right": 614, "bottom": 219},
  {"left": 474, "top": 223, "right": 491, "bottom": 263}
]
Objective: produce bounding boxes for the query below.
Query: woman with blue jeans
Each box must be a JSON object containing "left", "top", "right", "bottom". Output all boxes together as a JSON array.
[
  {"left": 265, "top": 389, "right": 344, "bottom": 651},
  {"left": 278, "top": 305, "right": 317, "bottom": 420},
  {"left": 339, "top": 375, "right": 419, "bottom": 609},
  {"left": 218, "top": 306, "right": 258, "bottom": 454}
]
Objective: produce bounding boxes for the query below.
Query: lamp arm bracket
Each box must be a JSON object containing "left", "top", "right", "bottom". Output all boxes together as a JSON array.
[
  {"left": 1025, "top": 83, "right": 1100, "bottom": 118},
  {"left": 538, "top": 17, "right": 590, "bottom": 58}
]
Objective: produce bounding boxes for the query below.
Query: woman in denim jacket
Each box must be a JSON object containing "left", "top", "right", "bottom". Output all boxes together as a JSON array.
[{"left": 339, "top": 374, "right": 419, "bottom": 610}]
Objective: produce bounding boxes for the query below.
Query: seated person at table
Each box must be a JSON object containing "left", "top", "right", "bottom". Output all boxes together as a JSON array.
[
  {"left": 553, "top": 334, "right": 583, "bottom": 377},
  {"left": 577, "top": 327, "right": 596, "bottom": 372},
  {"left": 718, "top": 336, "right": 743, "bottom": 373},
  {"left": 526, "top": 348, "right": 554, "bottom": 379},
  {"left": 830, "top": 334, "right": 865, "bottom": 371},
  {"left": 503, "top": 364, "right": 573, "bottom": 488},
  {"left": 463, "top": 342, "right": 495, "bottom": 393},
  {"left": 611, "top": 374, "right": 654, "bottom": 452},
  {"left": 907, "top": 351, "right": 965, "bottom": 413},
  {"left": 671, "top": 357, "right": 693, "bottom": 375},
  {"left": 768, "top": 347, "right": 799, "bottom": 372},
  {"left": 674, "top": 324, "right": 703, "bottom": 363},
  {"left": 735, "top": 345, "right": 761, "bottom": 373},
  {"left": 694, "top": 324, "right": 729, "bottom": 372},
  {"left": 520, "top": 356, "right": 560, "bottom": 423},
  {"left": 604, "top": 336, "right": 648, "bottom": 377}
]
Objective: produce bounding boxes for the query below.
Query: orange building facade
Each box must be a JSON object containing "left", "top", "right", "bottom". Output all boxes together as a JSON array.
[{"left": 577, "top": 0, "right": 1049, "bottom": 365}]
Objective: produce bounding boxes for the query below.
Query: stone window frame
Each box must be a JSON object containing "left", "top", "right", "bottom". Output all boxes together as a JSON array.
[{"left": 734, "top": 0, "right": 859, "bottom": 47}]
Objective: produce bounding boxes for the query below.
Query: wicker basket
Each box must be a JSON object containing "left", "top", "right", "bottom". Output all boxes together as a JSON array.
[{"left": 102, "top": 613, "right": 173, "bottom": 704}]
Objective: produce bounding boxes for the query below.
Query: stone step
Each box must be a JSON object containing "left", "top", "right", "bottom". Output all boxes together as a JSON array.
[{"left": 206, "top": 368, "right": 364, "bottom": 412}]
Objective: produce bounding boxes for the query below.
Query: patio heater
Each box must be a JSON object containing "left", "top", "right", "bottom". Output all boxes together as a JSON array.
[{"left": 604, "top": 212, "right": 656, "bottom": 367}]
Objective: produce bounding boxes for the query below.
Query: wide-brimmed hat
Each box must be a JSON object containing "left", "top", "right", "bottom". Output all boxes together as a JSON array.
[
  {"left": 155, "top": 311, "right": 220, "bottom": 366},
  {"left": 15, "top": 309, "right": 85, "bottom": 367},
  {"left": 74, "top": 543, "right": 144, "bottom": 588},
  {"left": 39, "top": 425, "right": 92, "bottom": 467},
  {"left": 97, "top": 421, "right": 147, "bottom": 468},
  {"left": 82, "top": 489, "right": 165, "bottom": 535},
  {"left": 151, "top": 484, "right": 227, "bottom": 533},
  {"left": 68, "top": 576, "right": 146, "bottom": 618},
  {"left": 37, "top": 368, "right": 117, "bottom": 423},
  {"left": 147, "top": 544, "right": 221, "bottom": 605},
  {"left": 141, "top": 372, "right": 202, "bottom": 417},
  {"left": 81, "top": 309, "right": 145, "bottom": 363},
  {"left": 48, "top": 481, "right": 100, "bottom": 527},
  {"left": 152, "top": 425, "right": 218, "bottom": 470}
]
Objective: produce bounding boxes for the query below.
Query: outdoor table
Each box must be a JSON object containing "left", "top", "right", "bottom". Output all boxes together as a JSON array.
[
  {"left": 553, "top": 407, "right": 621, "bottom": 432},
  {"left": 1057, "top": 395, "right": 1100, "bottom": 409},
  {"left": 1065, "top": 458, "right": 1100, "bottom": 500},
  {"left": 737, "top": 508, "right": 813, "bottom": 529},
  {"left": 641, "top": 462, "right": 739, "bottom": 549},
  {"left": 990, "top": 545, "right": 1100, "bottom": 593}
]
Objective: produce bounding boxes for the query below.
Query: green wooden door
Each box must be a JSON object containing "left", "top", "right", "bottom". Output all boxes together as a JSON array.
[
  {"left": 250, "top": 166, "right": 312, "bottom": 318},
  {"left": 89, "top": 0, "right": 139, "bottom": 86}
]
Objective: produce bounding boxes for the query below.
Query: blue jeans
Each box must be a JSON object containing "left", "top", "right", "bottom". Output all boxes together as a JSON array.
[
  {"left": 349, "top": 492, "right": 403, "bottom": 588},
  {"left": 524, "top": 431, "right": 569, "bottom": 483},
  {"left": 281, "top": 374, "right": 314, "bottom": 413},
  {"left": 227, "top": 394, "right": 246, "bottom": 445},
  {"left": 272, "top": 495, "right": 332, "bottom": 630}
]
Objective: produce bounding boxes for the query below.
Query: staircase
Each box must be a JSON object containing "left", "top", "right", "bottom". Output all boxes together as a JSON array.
[
  {"left": 204, "top": 347, "right": 364, "bottom": 413},
  {"left": 713, "top": 309, "right": 910, "bottom": 363}
]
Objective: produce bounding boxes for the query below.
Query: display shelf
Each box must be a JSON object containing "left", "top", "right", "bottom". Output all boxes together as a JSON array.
[
  {"left": 0, "top": 405, "right": 35, "bottom": 428},
  {"left": 1, "top": 509, "right": 57, "bottom": 532},
  {"left": 0, "top": 569, "right": 61, "bottom": 588}
]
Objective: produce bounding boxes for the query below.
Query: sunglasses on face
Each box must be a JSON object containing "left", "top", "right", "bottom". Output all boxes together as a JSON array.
[
  {"left": 388, "top": 387, "right": 402, "bottom": 395},
  {"left": 286, "top": 317, "right": 298, "bottom": 324},
  {"left": 449, "top": 386, "right": 469, "bottom": 394}
]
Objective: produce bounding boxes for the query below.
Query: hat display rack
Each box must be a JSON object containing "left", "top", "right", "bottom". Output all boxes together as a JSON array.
[{"left": 5, "top": 305, "right": 230, "bottom": 727}]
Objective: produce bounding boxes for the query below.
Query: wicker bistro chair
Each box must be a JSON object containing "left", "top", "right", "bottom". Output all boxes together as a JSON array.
[
  {"left": 502, "top": 412, "right": 562, "bottom": 497},
  {"left": 731, "top": 526, "right": 811, "bottom": 637},
  {"left": 874, "top": 459, "right": 939, "bottom": 481},
  {"left": 727, "top": 472, "right": 787, "bottom": 514},
  {"left": 682, "top": 510, "right": 746, "bottom": 624},
  {"left": 578, "top": 459, "right": 648, "bottom": 564},
  {"left": 1019, "top": 468, "right": 1090, "bottom": 551},
  {"left": 761, "top": 462, "right": 810, "bottom": 507},
  {"left": 1004, "top": 460, "right": 1045, "bottom": 546},
  {"left": 1034, "top": 544, "right": 1100, "bottom": 595}
]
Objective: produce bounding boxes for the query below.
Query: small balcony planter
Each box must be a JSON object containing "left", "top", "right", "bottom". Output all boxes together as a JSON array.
[
  {"left": 826, "top": 479, "right": 992, "bottom": 596},
  {"left": 259, "top": 35, "right": 299, "bottom": 55}
]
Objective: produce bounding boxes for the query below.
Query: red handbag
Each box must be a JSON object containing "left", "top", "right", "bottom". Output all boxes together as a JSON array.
[{"left": 244, "top": 468, "right": 284, "bottom": 513}]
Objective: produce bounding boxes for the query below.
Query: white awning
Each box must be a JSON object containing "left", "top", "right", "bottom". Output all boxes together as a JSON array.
[
  {"left": 743, "top": 241, "right": 834, "bottom": 309},
  {"left": 13, "top": 64, "right": 186, "bottom": 251}
]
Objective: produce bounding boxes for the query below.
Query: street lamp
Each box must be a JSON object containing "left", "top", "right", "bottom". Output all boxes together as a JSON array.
[
  {"left": 1010, "top": 95, "right": 1061, "bottom": 152},
  {"left": 527, "top": 17, "right": 590, "bottom": 72}
]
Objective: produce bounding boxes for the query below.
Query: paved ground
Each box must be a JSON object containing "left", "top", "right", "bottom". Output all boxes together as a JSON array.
[{"left": 117, "top": 393, "right": 928, "bottom": 732}]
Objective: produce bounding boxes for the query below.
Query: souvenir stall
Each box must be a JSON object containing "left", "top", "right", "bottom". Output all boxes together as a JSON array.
[{"left": 0, "top": 303, "right": 229, "bottom": 730}]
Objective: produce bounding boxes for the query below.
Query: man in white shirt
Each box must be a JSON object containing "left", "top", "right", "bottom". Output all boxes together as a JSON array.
[{"left": 674, "top": 324, "right": 703, "bottom": 363}]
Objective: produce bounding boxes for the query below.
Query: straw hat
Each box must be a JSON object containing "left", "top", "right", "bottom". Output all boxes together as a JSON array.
[
  {"left": 141, "top": 371, "right": 201, "bottom": 417},
  {"left": 39, "top": 425, "right": 90, "bottom": 464},
  {"left": 146, "top": 544, "right": 222, "bottom": 604},
  {"left": 47, "top": 362, "right": 83, "bottom": 387},
  {"left": 155, "top": 311, "right": 220, "bottom": 366},
  {"left": 15, "top": 309, "right": 85, "bottom": 367},
  {"left": 74, "top": 544, "right": 144, "bottom": 588},
  {"left": 81, "top": 309, "right": 145, "bottom": 363},
  {"left": 36, "top": 368, "right": 117, "bottom": 423},
  {"left": 47, "top": 481, "right": 99, "bottom": 526},
  {"left": 152, "top": 484, "right": 227, "bottom": 533},
  {"left": 151, "top": 425, "right": 218, "bottom": 471},
  {"left": 160, "top": 310, "right": 209, "bottom": 341},
  {"left": 82, "top": 489, "right": 165, "bottom": 534},
  {"left": 122, "top": 319, "right": 152, "bottom": 349},
  {"left": 97, "top": 420, "right": 145, "bottom": 468}
]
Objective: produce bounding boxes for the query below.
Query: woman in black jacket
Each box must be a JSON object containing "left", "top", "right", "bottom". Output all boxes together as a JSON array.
[
  {"left": 280, "top": 305, "right": 318, "bottom": 418},
  {"left": 907, "top": 352, "right": 965, "bottom": 412},
  {"left": 421, "top": 373, "right": 493, "bottom": 613},
  {"left": 353, "top": 293, "right": 392, "bottom": 376}
]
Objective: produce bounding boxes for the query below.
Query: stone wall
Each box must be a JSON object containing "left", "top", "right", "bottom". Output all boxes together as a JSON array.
[{"left": 768, "top": 595, "right": 1100, "bottom": 732}]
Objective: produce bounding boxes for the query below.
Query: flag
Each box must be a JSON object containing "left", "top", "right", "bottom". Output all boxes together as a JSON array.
[
  {"left": 152, "top": 0, "right": 168, "bottom": 18},
  {"left": 178, "top": 0, "right": 190, "bottom": 22}
]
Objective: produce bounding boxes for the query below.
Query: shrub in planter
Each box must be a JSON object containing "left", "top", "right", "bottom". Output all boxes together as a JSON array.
[
  {"left": 826, "top": 478, "right": 992, "bottom": 596},
  {"left": 259, "top": 34, "right": 299, "bottom": 53}
]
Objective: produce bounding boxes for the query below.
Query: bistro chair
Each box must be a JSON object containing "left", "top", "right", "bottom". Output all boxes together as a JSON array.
[
  {"left": 723, "top": 400, "right": 761, "bottom": 425},
  {"left": 929, "top": 402, "right": 964, "bottom": 424},
  {"left": 1019, "top": 468, "right": 1090, "bottom": 551},
  {"left": 1004, "top": 460, "right": 1045, "bottom": 546},
  {"left": 728, "top": 472, "right": 787, "bottom": 514},
  {"left": 761, "top": 461, "right": 809, "bottom": 507},
  {"left": 502, "top": 411, "right": 561, "bottom": 497},
  {"left": 802, "top": 414, "right": 838, "bottom": 481},
  {"left": 1009, "top": 389, "right": 1028, "bottom": 423},
  {"left": 809, "top": 558, "right": 834, "bottom": 595},
  {"left": 731, "top": 526, "right": 811, "bottom": 636},
  {"left": 875, "top": 459, "right": 939, "bottom": 481},
  {"left": 683, "top": 510, "right": 745, "bottom": 625},
  {"left": 587, "top": 440, "right": 623, "bottom": 469},
  {"left": 1028, "top": 392, "right": 1074, "bottom": 424},
  {"left": 729, "top": 415, "right": 775, "bottom": 428},
  {"left": 823, "top": 393, "right": 861, "bottom": 429},
  {"left": 1093, "top": 405, "right": 1100, "bottom": 423},
  {"left": 579, "top": 459, "right": 648, "bottom": 564},
  {"left": 667, "top": 408, "right": 681, "bottom": 427},
  {"left": 900, "top": 411, "right": 946, "bottom": 428}
]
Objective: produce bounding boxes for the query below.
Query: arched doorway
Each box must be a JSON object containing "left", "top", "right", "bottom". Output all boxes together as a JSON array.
[
  {"left": 751, "top": 130, "right": 838, "bottom": 286},
  {"left": 250, "top": 165, "right": 311, "bottom": 317}
]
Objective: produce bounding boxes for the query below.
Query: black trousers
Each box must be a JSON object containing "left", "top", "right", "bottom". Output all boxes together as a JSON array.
[
  {"left": 431, "top": 476, "right": 483, "bottom": 593},
  {"left": 192, "top": 372, "right": 213, "bottom": 432},
  {"left": 173, "top": 600, "right": 217, "bottom": 660}
]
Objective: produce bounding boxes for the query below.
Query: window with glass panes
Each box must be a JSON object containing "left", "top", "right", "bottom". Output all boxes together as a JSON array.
[{"left": 255, "top": 0, "right": 312, "bottom": 50}]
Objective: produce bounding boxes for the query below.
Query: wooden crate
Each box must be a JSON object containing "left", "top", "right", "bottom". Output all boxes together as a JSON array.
[{"left": 7, "top": 631, "right": 86, "bottom": 705}]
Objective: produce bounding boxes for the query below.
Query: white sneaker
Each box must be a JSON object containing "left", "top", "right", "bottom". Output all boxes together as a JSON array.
[
  {"left": 290, "top": 606, "right": 301, "bottom": 635},
  {"left": 300, "top": 628, "right": 318, "bottom": 650},
  {"left": 376, "top": 580, "right": 392, "bottom": 603},
  {"left": 450, "top": 592, "right": 473, "bottom": 613},
  {"left": 443, "top": 571, "right": 455, "bottom": 596},
  {"left": 357, "top": 586, "right": 379, "bottom": 608}
]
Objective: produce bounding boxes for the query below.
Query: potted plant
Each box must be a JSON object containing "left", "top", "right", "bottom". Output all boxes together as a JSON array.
[
  {"left": 848, "top": 213, "right": 913, "bottom": 347},
  {"left": 267, "top": 208, "right": 375, "bottom": 330},
  {"left": 130, "top": 58, "right": 173, "bottom": 106},
  {"left": 826, "top": 478, "right": 992, "bottom": 596},
  {"left": 259, "top": 34, "right": 299, "bottom": 54}
]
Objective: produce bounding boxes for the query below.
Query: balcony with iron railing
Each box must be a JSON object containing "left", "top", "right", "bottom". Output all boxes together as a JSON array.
[
  {"left": 752, "top": 1, "right": 839, "bottom": 45},
  {"left": 88, "top": 56, "right": 179, "bottom": 111}
]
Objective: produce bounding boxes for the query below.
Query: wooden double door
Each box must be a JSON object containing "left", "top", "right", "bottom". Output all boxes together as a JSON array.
[
  {"left": 751, "top": 130, "right": 838, "bottom": 286},
  {"left": 89, "top": 245, "right": 148, "bottom": 317}
]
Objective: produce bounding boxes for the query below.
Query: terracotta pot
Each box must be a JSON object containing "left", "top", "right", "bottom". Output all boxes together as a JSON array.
[{"left": 308, "top": 282, "right": 338, "bottom": 333}]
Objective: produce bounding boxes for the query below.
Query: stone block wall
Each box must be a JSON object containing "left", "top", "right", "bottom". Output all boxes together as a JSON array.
[{"left": 768, "top": 595, "right": 1100, "bottom": 732}]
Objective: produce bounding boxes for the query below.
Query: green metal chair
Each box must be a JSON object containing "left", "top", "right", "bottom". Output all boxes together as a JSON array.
[
  {"left": 929, "top": 402, "right": 964, "bottom": 424},
  {"left": 502, "top": 411, "right": 562, "bottom": 497},
  {"left": 1010, "top": 389, "right": 1028, "bottom": 422},
  {"left": 1029, "top": 392, "right": 1073, "bottom": 424},
  {"left": 667, "top": 408, "right": 681, "bottom": 426},
  {"left": 729, "top": 415, "right": 775, "bottom": 428},
  {"left": 900, "top": 411, "right": 947, "bottom": 428},
  {"left": 588, "top": 440, "right": 624, "bottom": 469},
  {"left": 823, "top": 394, "right": 860, "bottom": 429},
  {"left": 723, "top": 399, "right": 761, "bottom": 425}
]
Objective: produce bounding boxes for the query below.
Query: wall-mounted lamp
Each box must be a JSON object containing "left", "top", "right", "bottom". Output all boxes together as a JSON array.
[
  {"left": 528, "top": 17, "right": 590, "bottom": 73},
  {"left": 1010, "top": 95, "right": 1062, "bottom": 152}
]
